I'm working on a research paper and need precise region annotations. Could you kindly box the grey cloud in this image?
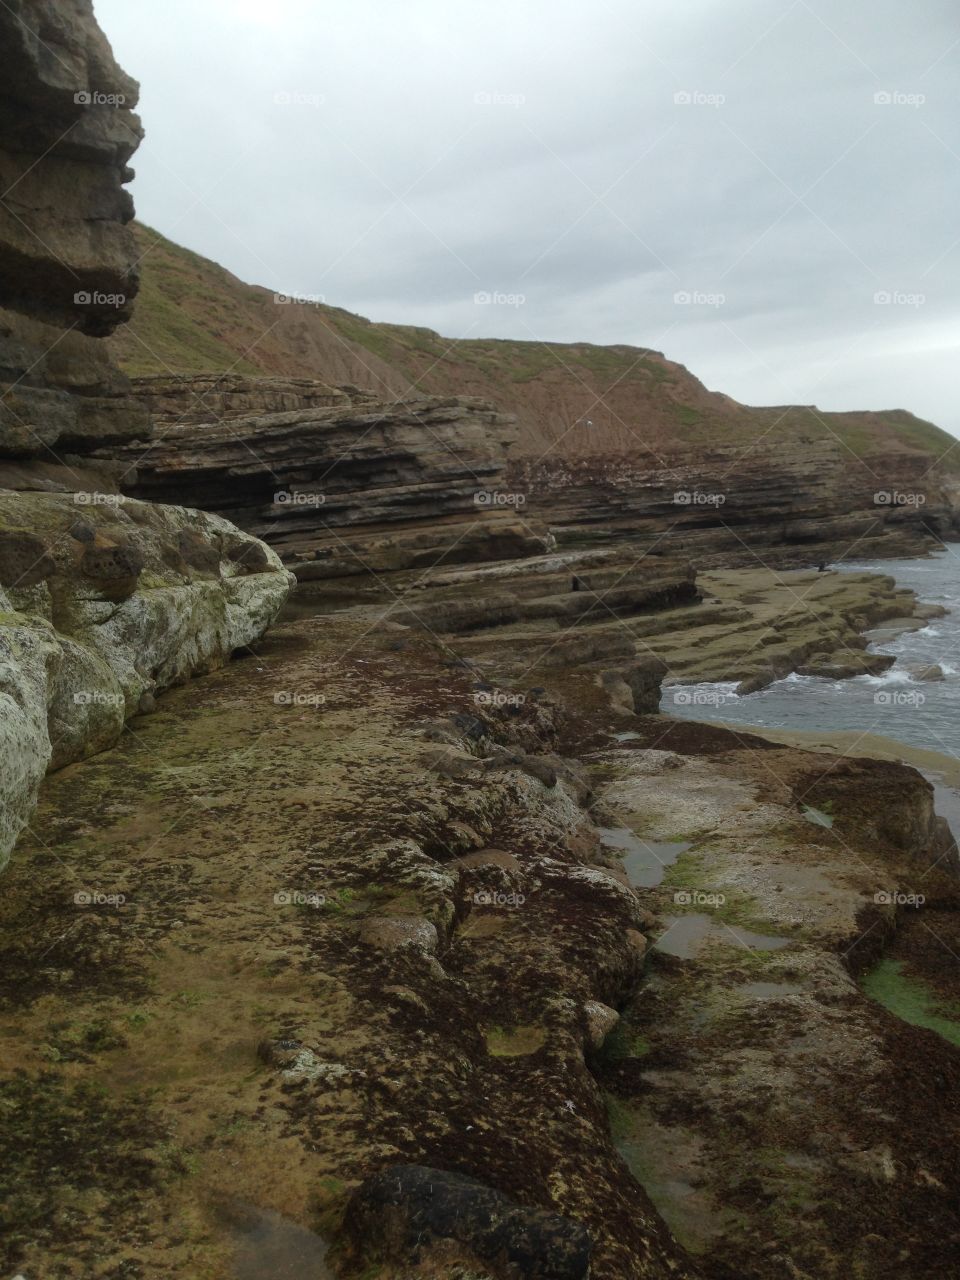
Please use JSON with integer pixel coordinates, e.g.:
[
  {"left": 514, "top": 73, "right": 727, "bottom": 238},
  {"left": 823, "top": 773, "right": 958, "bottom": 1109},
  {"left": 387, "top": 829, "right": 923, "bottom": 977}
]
[{"left": 96, "top": 0, "right": 960, "bottom": 433}]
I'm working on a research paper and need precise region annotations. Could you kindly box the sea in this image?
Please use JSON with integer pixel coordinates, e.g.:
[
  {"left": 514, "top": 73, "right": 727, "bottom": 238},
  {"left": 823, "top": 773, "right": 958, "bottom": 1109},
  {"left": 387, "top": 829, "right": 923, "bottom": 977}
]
[{"left": 666, "top": 546, "right": 960, "bottom": 834}]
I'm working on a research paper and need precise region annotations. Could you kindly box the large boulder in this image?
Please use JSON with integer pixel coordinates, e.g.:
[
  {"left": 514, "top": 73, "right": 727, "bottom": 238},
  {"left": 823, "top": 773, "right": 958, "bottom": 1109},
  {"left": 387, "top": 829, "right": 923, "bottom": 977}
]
[{"left": 0, "top": 489, "right": 294, "bottom": 868}]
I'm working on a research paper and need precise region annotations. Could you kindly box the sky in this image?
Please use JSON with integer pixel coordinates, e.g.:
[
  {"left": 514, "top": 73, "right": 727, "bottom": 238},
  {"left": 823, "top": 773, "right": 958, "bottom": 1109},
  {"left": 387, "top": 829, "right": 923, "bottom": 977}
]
[{"left": 95, "top": 0, "right": 960, "bottom": 435}]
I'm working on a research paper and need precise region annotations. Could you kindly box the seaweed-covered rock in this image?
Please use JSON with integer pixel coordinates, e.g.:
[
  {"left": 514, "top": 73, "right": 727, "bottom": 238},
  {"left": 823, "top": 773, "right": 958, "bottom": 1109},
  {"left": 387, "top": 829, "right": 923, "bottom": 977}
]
[{"left": 345, "top": 1164, "right": 592, "bottom": 1279}]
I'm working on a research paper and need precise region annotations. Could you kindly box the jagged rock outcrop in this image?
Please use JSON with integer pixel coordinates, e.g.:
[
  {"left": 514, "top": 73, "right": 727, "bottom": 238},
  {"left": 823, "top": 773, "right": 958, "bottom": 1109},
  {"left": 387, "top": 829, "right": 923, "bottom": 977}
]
[
  {"left": 0, "top": 0, "right": 149, "bottom": 462},
  {"left": 0, "top": 489, "right": 293, "bottom": 867},
  {"left": 99, "top": 379, "right": 551, "bottom": 575}
]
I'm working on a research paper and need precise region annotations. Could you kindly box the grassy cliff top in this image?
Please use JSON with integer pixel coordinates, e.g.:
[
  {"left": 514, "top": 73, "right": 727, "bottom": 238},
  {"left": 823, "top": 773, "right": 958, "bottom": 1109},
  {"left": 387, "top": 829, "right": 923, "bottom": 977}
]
[{"left": 109, "top": 223, "right": 960, "bottom": 470}]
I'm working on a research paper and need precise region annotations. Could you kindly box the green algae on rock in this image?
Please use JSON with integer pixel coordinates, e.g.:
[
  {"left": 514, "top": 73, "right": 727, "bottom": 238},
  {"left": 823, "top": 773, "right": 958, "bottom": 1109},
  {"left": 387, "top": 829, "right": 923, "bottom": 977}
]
[{"left": 0, "top": 490, "right": 293, "bottom": 868}]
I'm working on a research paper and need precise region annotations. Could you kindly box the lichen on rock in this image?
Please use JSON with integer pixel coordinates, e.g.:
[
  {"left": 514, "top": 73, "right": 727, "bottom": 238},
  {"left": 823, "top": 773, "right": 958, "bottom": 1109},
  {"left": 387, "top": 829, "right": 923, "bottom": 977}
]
[{"left": 0, "top": 490, "right": 292, "bottom": 867}]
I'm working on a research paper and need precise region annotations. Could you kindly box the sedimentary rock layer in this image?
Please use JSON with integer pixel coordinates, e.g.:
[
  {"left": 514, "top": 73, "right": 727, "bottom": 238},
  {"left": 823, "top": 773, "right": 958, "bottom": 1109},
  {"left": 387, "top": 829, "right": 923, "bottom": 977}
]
[
  {"left": 106, "top": 374, "right": 959, "bottom": 586},
  {"left": 308, "top": 547, "right": 931, "bottom": 701},
  {"left": 0, "top": 0, "right": 147, "bottom": 459},
  {"left": 102, "top": 383, "right": 550, "bottom": 575},
  {"left": 508, "top": 441, "right": 959, "bottom": 565}
]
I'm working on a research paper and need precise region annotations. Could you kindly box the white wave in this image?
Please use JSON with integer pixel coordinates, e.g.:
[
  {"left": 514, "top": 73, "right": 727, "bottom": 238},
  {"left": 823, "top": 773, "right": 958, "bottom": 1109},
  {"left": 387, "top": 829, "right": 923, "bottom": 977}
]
[{"left": 856, "top": 669, "right": 917, "bottom": 686}]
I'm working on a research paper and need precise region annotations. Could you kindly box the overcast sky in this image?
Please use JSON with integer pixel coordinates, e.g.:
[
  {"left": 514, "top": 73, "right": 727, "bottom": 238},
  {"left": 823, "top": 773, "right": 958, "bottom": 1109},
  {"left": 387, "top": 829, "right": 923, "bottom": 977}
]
[{"left": 96, "top": 0, "right": 960, "bottom": 435}]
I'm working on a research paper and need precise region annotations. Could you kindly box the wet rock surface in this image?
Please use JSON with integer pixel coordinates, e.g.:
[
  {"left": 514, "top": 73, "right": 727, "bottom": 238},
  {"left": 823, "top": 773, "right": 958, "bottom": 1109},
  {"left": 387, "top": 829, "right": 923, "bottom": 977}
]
[
  {"left": 592, "top": 716, "right": 960, "bottom": 1278},
  {"left": 345, "top": 1164, "right": 592, "bottom": 1278},
  {"left": 2, "top": 598, "right": 959, "bottom": 1279},
  {"left": 0, "top": 618, "right": 698, "bottom": 1279}
]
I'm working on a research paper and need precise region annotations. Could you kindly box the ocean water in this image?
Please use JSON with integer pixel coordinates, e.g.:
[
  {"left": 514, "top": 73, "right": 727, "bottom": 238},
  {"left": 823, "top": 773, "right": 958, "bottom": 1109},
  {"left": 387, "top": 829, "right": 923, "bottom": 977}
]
[{"left": 666, "top": 547, "right": 960, "bottom": 826}]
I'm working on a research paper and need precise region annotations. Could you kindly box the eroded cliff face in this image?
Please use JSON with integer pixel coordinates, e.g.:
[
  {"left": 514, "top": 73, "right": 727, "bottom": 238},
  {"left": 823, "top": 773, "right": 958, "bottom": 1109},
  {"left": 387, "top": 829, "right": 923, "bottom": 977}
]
[
  {"left": 101, "top": 375, "right": 552, "bottom": 577},
  {"left": 508, "top": 441, "right": 958, "bottom": 565},
  {"left": 0, "top": 0, "right": 149, "bottom": 463},
  {"left": 100, "top": 371, "right": 956, "bottom": 585},
  {"left": 0, "top": 2, "right": 294, "bottom": 866}
]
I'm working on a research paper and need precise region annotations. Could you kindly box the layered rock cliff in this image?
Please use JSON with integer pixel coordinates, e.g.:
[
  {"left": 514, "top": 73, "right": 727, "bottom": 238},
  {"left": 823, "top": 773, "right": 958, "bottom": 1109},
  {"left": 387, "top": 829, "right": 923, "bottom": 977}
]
[
  {"left": 508, "top": 440, "right": 958, "bottom": 565},
  {"left": 100, "top": 375, "right": 551, "bottom": 577},
  {"left": 0, "top": 0, "right": 150, "bottom": 462},
  {"left": 101, "top": 371, "right": 957, "bottom": 583},
  {"left": 107, "top": 223, "right": 960, "bottom": 474},
  {"left": 96, "top": 227, "right": 960, "bottom": 572}
]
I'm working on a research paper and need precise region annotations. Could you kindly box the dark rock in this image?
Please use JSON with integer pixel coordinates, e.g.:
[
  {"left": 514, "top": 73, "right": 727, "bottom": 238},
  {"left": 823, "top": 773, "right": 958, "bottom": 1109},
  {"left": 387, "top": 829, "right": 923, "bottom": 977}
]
[
  {"left": 225, "top": 538, "right": 270, "bottom": 574},
  {"left": 736, "top": 673, "right": 774, "bottom": 696},
  {"left": 80, "top": 543, "right": 145, "bottom": 597},
  {"left": 68, "top": 521, "right": 96, "bottom": 544},
  {"left": 176, "top": 529, "right": 221, "bottom": 576},
  {"left": 98, "top": 380, "right": 549, "bottom": 577},
  {"left": 0, "top": 0, "right": 148, "bottom": 464},
  {"left": 344, "top": 1164, "right": 592, "bottom": 1279},
  {"left": 0, "top": 529, "right": 55, "bottom": 588},
  {"left": 621, "top": 658, "right": 669, "bottom": 713},
  {"left": 450, "top": 712, "right": 488, "bottom": 742}
]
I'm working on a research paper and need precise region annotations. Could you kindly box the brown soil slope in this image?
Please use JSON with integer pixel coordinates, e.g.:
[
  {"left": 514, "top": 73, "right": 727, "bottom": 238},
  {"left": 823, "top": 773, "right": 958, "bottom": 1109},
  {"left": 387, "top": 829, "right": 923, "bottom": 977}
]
[{"left": 108, "top": 224, "right": 959, "bottom": 469}]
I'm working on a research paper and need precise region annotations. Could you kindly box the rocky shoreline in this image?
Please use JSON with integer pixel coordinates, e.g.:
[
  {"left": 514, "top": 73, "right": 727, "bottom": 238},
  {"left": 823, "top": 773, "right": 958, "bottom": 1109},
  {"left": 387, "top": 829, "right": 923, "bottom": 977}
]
[
  {"left": 2, "top": 586, "right": 959, "bottom": 1278},
  {"left": 3, "top": 3, "right": 960, "bottom": 1277}
]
